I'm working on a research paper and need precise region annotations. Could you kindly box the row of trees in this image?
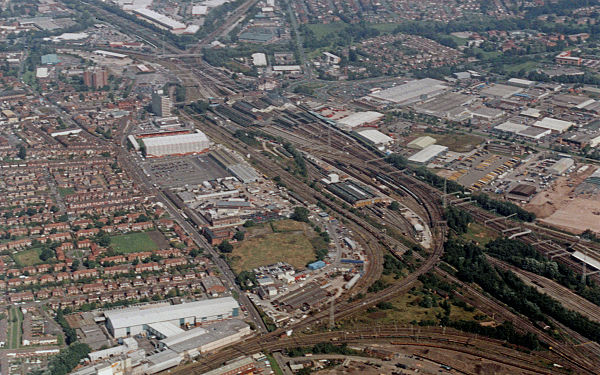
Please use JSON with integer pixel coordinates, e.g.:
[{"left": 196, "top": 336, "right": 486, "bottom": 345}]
[{"left": 444, "top": 238, "right": 600, "bottom": 344}]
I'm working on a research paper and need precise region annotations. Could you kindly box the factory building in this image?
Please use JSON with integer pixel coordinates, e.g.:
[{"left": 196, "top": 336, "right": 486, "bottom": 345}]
[
  {"left": 549, "top": 157, "right": 574, "bottom": 175},
  {"left": 132, "top": 8, "right": 186, "bottom": 31},
  {"left": 104, "top": 297, "right": 239, "bottom": 338},
  {"left": 142, "top": 131, "right": 210, "bottom": 158},
  {"left": 336, "top": 111, "right": 384, "bottom": 130},
  {"left": 533, "top": 117, "right": 574, "bottom": 134},
  {"left": 408, "top": 144, "right": 448, "bottom": 164},
  {"left": 367, "top": 78, "right": 448, "bottom": 105},
  {"left": 407, "top": 136, "right": 436, "bottom": 150},
  {"left": 356, "top": 129, "right": 393, "bottom": 146}
]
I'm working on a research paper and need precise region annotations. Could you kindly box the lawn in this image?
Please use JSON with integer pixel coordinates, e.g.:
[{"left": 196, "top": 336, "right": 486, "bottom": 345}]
[
  {"left": 414, "top": 132, "right": 485, "bottom": 153},
  {"left": 110, "top": 232, "right": 159, "bottom": 254},
  {"left": 7, "top": 307, "right": 22, "bottom": 349},
  {"left": 58, "top": 187, "right": 75, "bottom": 196},
  {"left": 307, "top": 22, "right": 346, "bottom": 38},
  {"left": 266, "top": 354, "right": 284, "bottom": 375},
  {"left": 230, "top": 220, "right": 317, "bottom": 273},
  {"left": 13, "top": 247, "right": 43, "bottom": 267},
  {"left": 504, "top": 60, "right": 540, "bottom": 73}
]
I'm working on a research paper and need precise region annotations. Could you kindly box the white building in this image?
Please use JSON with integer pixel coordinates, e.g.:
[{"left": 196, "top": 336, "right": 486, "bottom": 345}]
[
  {"left": 356, "top": 129, "right": 393, "bottom": 145},
  {"left": 336, "top": 111, "right": 383, "bottom": 130},
  {"left": 533, "top": 117, "right": 574, "bottom": 134},
  {"left": 251, "top": 53, "right": 267, "bottom": 66},
  {"left": 367, "top": 78, "right": 448, "bottom": 105},
  {"left": 142, "top": 131, "right": 210, "bottom": 158},
  {"left": 408, "top": 144, "right": 448, "bottom": 164},
  {"left": 104, "top": 298, "right": 239, "bottom": 338}
]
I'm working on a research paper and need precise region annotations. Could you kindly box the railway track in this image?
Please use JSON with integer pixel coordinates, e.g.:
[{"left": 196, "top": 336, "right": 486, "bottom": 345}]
[{"left": 171, "top": 326, "right": 573, "bottom": 374}]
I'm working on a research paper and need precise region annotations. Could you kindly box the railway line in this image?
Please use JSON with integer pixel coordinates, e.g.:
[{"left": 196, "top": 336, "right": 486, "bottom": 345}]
[{"left": 171, "top": 326, "right": 574, "bottom": 375}]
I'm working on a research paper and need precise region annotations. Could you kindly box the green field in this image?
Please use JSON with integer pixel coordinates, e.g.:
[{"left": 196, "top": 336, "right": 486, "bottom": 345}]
[
  {"left": 266, "top": 354, "right": 284, "bottom": 375},
  {"left": 58, "top": 187, "right": 75, "bottom": 196},
  {"left": 110, "top": 232, "right": 159, "bottom": 254},
  {"left": 13, "top": 247, "right": 43, "bottom": 267},
  {"left": 229, "top": 220, "right": 318, "bottom": 273},
  {"left": 461, "top": 222, "right": 498, "bottom": 246},
  {"left": 7, "top": 307, "right": 23, "bottom": 349},
  {"left": 414, "top": 132, "right": 485, "bottom": 153},
  {"left": 504, "top": 60, "right": 540, "bottom": 73},
  {"left": 307, "top": 22, "right": 346, "bottom": 38}
]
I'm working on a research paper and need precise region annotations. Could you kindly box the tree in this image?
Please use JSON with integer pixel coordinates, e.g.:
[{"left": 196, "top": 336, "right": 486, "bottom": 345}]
[
  {"left": 291, "top": 206, "right": 310, "bottom": 222},
  {"left": 233, "top": 231, "right": 245, "bottom": 241},
  {"left": 40, "top": 248, "right": 54, "bottom": 261},
  {"left": 17, "top": 144, "right": 26, "bottom": 160},
  {"left": 218, "top": 240, "right": 233, "bottom": 253},
  {"left": 389, "top": 201, "right": 400, "bottom": 211},
  {"left": 71, "top": 259, "right": 80, "bottom": 271}
]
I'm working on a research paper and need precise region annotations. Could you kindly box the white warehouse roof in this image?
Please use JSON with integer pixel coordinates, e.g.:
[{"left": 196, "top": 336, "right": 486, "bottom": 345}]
[
  {"left": 192, "top": 5, "right": 208, "bottom": 15},
  {"left": 533, "top": 117, "right": 574, "bottom": 133},
  {"left": 251, "top": 53, "right": 267, "bottom": 66},
  {"left": 133, "top": 8, "right": 186, "bottom": 30},
  {"left": 408, "top": 144, "right": 448, "bottom": 164},
  {"left": 337, "top": 111, "right": 383, "bottom": 129},
  {"left": 357, "top": 129, "right": 393, "bottom": 145},
  {"left": 143, "top": 132, "right": 209, "bottom": 148},
  {"left": 368, "top": 78, "right": 448, "bottom": 104},
  {"left": 105, "top": 297, "right": 239, "bottom": 329},
  {"left": 407, "top": 136, "right": 436, "bottom": 150},
  {"left": 494, "top": 121, "right": 529, "bottom": 134}
]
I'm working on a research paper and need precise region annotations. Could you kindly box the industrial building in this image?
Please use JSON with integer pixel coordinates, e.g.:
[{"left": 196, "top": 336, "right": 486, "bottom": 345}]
[
  {"left": 549, "top": 157, "right": 574, "bottom": 175},
  {"left": 356, "top": 129, "right": 393, "bottom": 145},
  {"left": 493, "top": 121, "right": 551, "bottom": 140},
  {"left": 407, "top": 136, "right": 436, "bottom": 150},
  {"left": 132, "top": 8, "right": 186, "bottom": 31},
  {"left": 337, "top": 111, "right": 383, "bottom": 130},
  {"left": 413, "top": 92, "right": 474, "bottom": 120},
  {"left": 104, "top": 297, "right": 239, "bottom": 338},
  {"left": 408, "top": 144, "right": 448, "bottom": 164},
  {"left": 325, "top": 179, "right": 388, "bottom": 207},
  {"left": 251, "top": 52, "right": 267, "bottom": 66},
  {"left": 533, "top": 117, "right": 574, "bottom": 134},
  {"left": 480, "top": 84, "right": 522, "bottom": 99},
  {"left": 507, "top": 78, "right": 535, "bottom": 88},
  {"left": 142, "top": 131, "right": 210, "bottom": 158},
  {"left": 367, "top": 78, "right": 448, "bottom": 105}
]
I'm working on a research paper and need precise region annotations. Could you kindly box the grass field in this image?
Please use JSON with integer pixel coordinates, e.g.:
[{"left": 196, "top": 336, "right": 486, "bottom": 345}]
[
  {"left": 13, "top": 247, "right": 43, "bottom": 267},
  {"left": 339, "top": 283, "right": 485, "bottom": 328},
  {"left": 504, "top": 60, "right": 539, "bottom": 73},
  {"left": 266, "top": 354, "right": 284, "bottom": 375},
  {"left": 110, "top": 232, "right": 159, "bottom": 254},
  {"left": 307, "top": 22, "right": 346, "bottom": 38},
  {"left": 415, "top": 132, "right": 485, "bottom": 153},
  {"left": 7, "top": 307, "right": 22, "bottom": 349},
  {"left": 230, "top": 220, "right": 317, "bottom": 273},
  {"left": 462, "top": 222, "right": 498, "bottom": 246},
  {"left": 58, "top": 187, "right": 75, "bottom": 196}
]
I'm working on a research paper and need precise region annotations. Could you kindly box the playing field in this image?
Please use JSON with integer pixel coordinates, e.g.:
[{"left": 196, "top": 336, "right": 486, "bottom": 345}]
[{"left": 110, "top": 232, "right": 160, "bottom": 254}]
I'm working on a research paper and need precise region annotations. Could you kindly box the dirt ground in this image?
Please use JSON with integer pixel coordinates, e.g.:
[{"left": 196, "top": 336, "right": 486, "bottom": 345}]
[{"left": 525, "top": 166, "right": 600, "bottom": 234}]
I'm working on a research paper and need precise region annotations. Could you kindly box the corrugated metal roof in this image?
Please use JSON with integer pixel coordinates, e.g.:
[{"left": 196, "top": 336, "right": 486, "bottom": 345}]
[
  {"left": 105, "top": 297, "right": 238, "bottom": 329},
  {"left": 143, "top": 132, "right": 209, "bottom": 147}
]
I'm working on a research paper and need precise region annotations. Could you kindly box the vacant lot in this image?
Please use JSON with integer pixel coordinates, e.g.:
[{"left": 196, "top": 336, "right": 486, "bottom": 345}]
[
  {"left": 414, "top": 132, "right": 484, "bottom": 153},
  {"left": 110, "top": 232, "right": 160, "bottom": 254},
  {"left": 13, "top": 248, "right": 43, "bottom": 267},
  {"left": 230, "top": 220, "right": 317, "bottom": 273}
]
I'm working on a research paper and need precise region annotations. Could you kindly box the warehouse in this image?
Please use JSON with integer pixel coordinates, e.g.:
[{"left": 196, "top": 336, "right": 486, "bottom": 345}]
[
  {"left": 407, "top": 136, "right": 436, "bottom": 150},
  {"left": 480, "top": 84, "right": 522, "bottom": 99},
  {"left": 336, "top": 111, "right": 383, "bottom": 130},
  {"left": 367, "top": 78, "right": 448, "bottom": 105},
  {"left": 132, "top": 8, "right": 186, "bottom": 31},
  {"left": 533, "top": 117, "right": 574, "bottom": 134},
  {"left": 408, "top": 144, "right": 448, "bottom": 164},
  {"left": 549, "top": 157, "right": 574, "bottom": 175},
  {"left": 507, "top": 78, "right": 535, "bottom": 88},
  {"left": 518, "top": 126, "right": 551, "bottom": 140},
  {"left": 508, "top": 184, "right": 536, "bottom": 200},
  {"left": 104, "top": 297, "right": 240, "bottom": 338},
  {"left": 356, "top": 129, "right": 393, "bottom": 145},
  {"left": 251, "top": 53, "right": 267, "bottom": 66},
  {"left": 159, "top": 320, "right": 251, "bottom": 358},
  {"left": 142, "top": 131, "right": 210, "bottom": 157},
  {"left": 494, "top": 121, "right": 529, "bottom": 135}
]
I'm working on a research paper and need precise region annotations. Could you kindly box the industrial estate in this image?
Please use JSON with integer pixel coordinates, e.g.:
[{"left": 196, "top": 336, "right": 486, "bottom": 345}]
[{"left": 2, "top": 0, "right": 600, "bottom": 375}]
